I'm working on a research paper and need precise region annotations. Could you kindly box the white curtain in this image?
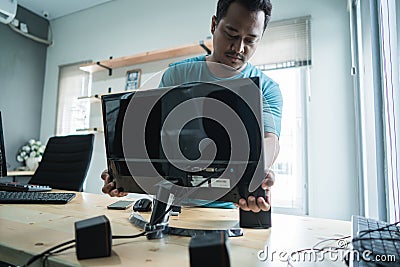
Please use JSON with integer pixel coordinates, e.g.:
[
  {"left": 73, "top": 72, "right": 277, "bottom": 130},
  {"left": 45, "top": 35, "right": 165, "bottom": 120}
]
[
  {"left": 351, "top": 0, "right": 400, "bottom": 222},
  {"left": 379, "top": 0, "right": 400, "bottom": 222}
]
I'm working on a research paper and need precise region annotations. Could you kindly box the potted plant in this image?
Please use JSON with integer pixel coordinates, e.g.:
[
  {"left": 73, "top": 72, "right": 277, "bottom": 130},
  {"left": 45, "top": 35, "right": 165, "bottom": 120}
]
[{"left": 16, "top": 139, "right": 45, "bottom": 171}]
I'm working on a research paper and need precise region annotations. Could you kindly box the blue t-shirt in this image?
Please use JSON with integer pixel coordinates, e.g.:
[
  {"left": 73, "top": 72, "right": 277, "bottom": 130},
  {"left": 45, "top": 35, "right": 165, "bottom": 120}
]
[
  {"left": 160, "top": 55, "right": 283, "bottom": 138},
  {"left": 159, "top": 55, "right": 283, "bottom": 209}
]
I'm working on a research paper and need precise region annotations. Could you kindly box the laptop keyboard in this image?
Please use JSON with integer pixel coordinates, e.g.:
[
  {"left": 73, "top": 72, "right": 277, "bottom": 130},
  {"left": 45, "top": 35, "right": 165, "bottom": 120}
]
[
  {"left": 352, "top": 215, "right": 400, "bottom": 266},
  {"left": 0, "top": 191, "right": 76, "bottom": 204}
]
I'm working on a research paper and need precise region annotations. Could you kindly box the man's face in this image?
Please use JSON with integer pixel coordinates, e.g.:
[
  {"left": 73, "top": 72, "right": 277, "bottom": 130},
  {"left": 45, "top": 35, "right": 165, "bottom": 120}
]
[{"left": 210, "top": 2, "right": 265, "bottom": 71}]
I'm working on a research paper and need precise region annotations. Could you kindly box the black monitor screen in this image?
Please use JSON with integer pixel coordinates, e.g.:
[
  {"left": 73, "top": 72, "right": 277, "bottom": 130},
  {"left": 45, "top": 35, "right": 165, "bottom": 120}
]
[
  {"left": 0, "top": 112, "right": 7, "bottom": 177},
  {"left": 101, "top": 78, "right": 265, "bottom": 205}
]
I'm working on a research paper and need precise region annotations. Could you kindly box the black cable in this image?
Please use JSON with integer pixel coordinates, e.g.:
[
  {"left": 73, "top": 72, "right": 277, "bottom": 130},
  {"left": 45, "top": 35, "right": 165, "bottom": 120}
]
[
  {"left": 312, "top": 235, "right": 351, "bottom": 250},
  {"left": 353, "top": 237, "right": 400, "bottom": 242},
  {"left": 47, "top": 243, "right": 76, "bottom": 256},
  {"left": 352, "top": 220, "right": 400, "bottom": 251},
  {"left": 42, "top": 244, "right": 76, "bottom": 267},
  {"left": 284, "top": 236, "right": 351, "bottom": 267},
  {"left": 24, "top": 229, "right": 148, "bottom": 266},
  {"left": 112, "top": 231, "right": 147, "bottom": 239},
  {"left": 24, "top": 171, "right": 227, "bottom": 264},
  {"left": 350, "top": 221, "right": 400, "bottom": 265},
  {"left": 287, "top": 246, "right": 350, "bottom": 267},
  {"left": 356, "top": 221, "right": 399, "bottom": 238},
  {"left": 23, "top": 239, "right": 75, "bottom": 267}
]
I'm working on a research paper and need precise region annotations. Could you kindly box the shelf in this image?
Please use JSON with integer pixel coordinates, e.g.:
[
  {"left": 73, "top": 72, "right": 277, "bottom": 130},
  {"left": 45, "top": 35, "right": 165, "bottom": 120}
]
[
  {"left": 79, "top": 39, "right": 213, "bottom": 73},
  {"left": 7, "top": 170, "right": 35, "bottom": 176},
  {"left": 77, "top": 94, "right": 102, "bottom": 103},
  {"left": 77, "top": 94, "right": 101, "bottom": 100},
  {"left": 76, "top": 127, "right": 104, "bottom": 133}
]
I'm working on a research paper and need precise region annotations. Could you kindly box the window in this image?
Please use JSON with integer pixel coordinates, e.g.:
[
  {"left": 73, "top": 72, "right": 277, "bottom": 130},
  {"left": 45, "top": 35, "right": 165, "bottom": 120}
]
[
  {"left": 263, "top": 67, "right": 309, "bottom": 214},
  {"left": 251, "top": 16, "right": 311, "bottom": 214},
  {"left": 56, "top": 62, "right": 91, "bottom": 136}
]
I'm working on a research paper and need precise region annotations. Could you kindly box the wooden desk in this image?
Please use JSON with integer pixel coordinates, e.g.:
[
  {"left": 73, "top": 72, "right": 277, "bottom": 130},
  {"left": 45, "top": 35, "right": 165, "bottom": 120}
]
[{"left": 0, "top": 192, "right": 350, "bottom": 266}]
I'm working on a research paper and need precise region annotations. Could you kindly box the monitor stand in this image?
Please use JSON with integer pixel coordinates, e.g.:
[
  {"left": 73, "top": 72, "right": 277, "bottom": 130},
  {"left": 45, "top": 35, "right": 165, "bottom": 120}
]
[
  {"left": 129, "top": 183, "right": 243, "bottom": 239},
  {"left": 129, "top": 210, "right": 243, "bottom": 239},
  {"left": 129, "top": 183, "right": 271, "bottom": 239}
]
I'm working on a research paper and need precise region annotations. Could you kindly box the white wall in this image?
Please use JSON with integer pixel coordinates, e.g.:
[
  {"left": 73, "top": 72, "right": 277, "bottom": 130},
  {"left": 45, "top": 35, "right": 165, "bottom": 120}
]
[
  {"left": 40, "top": 0, "right": 216, "bottom": 195},
  {"left": 40, "top": 0, "right": 358, "bottom": 220},
  {"left": 271, "top": 0, "right": 357, "bottom": 220},
  {"left": 0, "top": 7, "right": 48, "bottom": 170}
]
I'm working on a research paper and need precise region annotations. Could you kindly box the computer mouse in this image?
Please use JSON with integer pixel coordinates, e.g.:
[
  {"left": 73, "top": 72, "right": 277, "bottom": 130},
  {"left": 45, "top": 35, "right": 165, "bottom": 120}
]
[{"left": 133, "top": 198, "right": 152, "bottom": 212}]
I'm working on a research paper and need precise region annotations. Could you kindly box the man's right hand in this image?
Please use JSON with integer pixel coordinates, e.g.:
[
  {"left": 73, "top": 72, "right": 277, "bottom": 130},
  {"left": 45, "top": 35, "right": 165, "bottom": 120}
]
[{"left": 101, "top": 169, "right": 128, "bottom": 197}]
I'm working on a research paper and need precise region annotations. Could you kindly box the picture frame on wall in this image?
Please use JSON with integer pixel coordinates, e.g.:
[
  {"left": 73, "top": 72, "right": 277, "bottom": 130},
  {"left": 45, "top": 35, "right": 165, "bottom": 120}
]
[{"left": 125, "top": 69, "right": 141, "bottom": 90}]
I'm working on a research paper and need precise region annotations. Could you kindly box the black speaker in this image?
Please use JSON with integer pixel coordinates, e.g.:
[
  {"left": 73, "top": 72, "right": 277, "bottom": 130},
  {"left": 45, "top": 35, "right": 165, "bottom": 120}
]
[
  {"left": 189, "top": 231, "right": 230, "bottom": 267},
  {"left": 75, "top": 215, "right": 112, "bottom": 260},
  {"left": 239, "top": 209, "right": 271, "bottom": 229}
]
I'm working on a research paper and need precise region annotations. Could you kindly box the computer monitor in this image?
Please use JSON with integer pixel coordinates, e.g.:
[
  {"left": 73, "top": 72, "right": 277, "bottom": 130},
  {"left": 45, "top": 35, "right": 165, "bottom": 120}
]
[
  {"left": 0, "top": 112, "right": 7, "bottom": 177},
  {"left": 101, "top": 77, "right": 270, "bottom": 237}
]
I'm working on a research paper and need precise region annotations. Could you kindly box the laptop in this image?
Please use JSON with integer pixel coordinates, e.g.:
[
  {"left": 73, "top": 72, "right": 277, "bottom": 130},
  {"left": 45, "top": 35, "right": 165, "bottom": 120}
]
[{"left": 350, "top": 215, "right": 399, "bottom": 266}]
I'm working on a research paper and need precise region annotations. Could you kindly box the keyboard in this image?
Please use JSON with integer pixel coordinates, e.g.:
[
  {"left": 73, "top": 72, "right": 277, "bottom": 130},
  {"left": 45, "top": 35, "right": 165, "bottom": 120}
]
[
  {"left": 351, "top": 215, "right": 400, "bottom": 267},
  {"left": 0, "top": 191, "right": 76, "bottom": 204},
  {"left": 0, "top": 182, "right": 52, "bottom": 192}
]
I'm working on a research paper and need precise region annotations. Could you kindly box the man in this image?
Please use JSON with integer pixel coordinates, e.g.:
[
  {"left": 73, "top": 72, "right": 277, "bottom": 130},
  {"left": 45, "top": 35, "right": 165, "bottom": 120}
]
[{"left": 102, "top": 0, "right": 282, "bottom": 213}]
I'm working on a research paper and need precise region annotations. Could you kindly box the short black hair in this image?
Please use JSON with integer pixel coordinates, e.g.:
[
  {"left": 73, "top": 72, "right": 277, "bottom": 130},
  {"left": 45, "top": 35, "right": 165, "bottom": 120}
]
[{"left": 215, "top": 0, "right": 272, "bottom": 31}]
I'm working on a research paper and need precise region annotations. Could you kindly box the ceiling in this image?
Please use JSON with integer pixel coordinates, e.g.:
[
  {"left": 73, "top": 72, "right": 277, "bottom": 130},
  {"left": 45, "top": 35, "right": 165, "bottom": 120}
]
[{"left": 17, "top": 0, "right": 114, "bottom": 20}]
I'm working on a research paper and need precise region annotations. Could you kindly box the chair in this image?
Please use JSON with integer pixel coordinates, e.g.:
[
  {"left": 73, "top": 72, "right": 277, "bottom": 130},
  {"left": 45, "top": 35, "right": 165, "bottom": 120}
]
[{"left": 29, "top": 134, "right": 94, "bottom": 192}]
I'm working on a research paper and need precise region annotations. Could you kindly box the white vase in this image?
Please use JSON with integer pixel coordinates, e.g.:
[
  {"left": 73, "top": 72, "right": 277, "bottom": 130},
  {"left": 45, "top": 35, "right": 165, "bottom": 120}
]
[{"left": 26, "top": 156, "right": 40, "bottom": 171}]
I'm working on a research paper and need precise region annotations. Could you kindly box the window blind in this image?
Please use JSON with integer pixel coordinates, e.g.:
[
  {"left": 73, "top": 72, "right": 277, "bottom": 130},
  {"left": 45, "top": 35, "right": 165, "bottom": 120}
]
[{"left": 251, "top": 16, "right": 312, "bottom": 70}]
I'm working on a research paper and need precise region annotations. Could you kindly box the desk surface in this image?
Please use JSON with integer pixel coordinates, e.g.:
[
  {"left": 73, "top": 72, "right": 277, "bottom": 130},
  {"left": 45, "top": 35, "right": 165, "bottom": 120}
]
[{"left": 0, "top": 192, "right": 350, "bottom": 267}]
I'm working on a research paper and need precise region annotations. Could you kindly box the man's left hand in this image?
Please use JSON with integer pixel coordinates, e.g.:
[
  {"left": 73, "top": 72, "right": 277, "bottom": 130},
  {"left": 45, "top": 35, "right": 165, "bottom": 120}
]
[{"left": 237, "top": 170, "right": 275, "bottom": 212}]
